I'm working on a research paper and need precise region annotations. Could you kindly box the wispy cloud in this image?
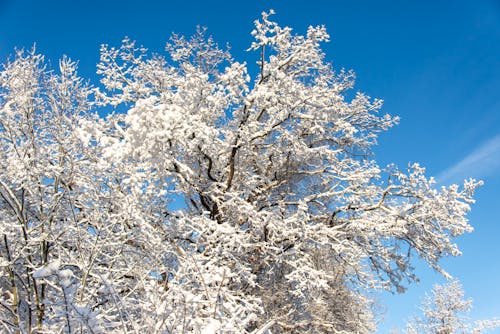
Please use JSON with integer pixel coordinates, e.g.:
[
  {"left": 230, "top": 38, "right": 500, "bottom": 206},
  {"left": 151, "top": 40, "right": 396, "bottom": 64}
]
[{"left": 437, "top": 134, "right": 500, "bottom": 184}]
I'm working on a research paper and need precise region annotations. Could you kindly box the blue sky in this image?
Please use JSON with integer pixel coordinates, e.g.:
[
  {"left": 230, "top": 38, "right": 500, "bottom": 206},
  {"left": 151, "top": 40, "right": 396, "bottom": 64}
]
[{"left": 1, "top": 0, "right": 499, "bottom": 331}]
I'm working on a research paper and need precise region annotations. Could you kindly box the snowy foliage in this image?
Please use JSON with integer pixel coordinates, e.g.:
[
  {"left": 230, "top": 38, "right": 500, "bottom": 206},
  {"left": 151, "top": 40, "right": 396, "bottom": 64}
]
[
  {"left": 404, "top": 280, "right": 500, "bottom": 334},
  {"left": 0, "top": 11, "right": 483, "bottom": 333}
]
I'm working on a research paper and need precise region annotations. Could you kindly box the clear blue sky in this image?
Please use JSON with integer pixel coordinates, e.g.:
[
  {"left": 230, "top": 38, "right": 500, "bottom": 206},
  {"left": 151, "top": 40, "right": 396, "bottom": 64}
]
[{"left": 1, "top": 0, "right": 499, "bottom": 331}]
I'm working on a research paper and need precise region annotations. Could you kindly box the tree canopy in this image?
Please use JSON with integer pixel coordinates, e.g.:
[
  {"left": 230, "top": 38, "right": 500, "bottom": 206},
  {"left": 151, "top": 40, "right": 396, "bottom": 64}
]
[
  {"left": 405, "top": 280, "right": 500, "bottom": 334},
  {"left": 0, "top": 11, "right": 481, "bottom": 333}
]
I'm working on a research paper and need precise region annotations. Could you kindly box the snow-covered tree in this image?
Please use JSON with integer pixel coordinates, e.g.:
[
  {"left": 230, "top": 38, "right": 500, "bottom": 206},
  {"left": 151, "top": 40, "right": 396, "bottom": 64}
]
[
  {"left": 405, "top": 280, "right": 500, "bottom": 334},
  {"left": 0, "top": 49, "right": 102, "bottom": 333},
  {"left": 0, "top": 11, "right": 482, "bottom": 333}
]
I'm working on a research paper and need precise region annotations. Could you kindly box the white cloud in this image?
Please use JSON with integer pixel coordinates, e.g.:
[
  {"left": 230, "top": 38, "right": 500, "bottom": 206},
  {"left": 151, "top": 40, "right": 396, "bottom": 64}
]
[{"left": 437, "top": 134, "right": 500, "bottom": 184}]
